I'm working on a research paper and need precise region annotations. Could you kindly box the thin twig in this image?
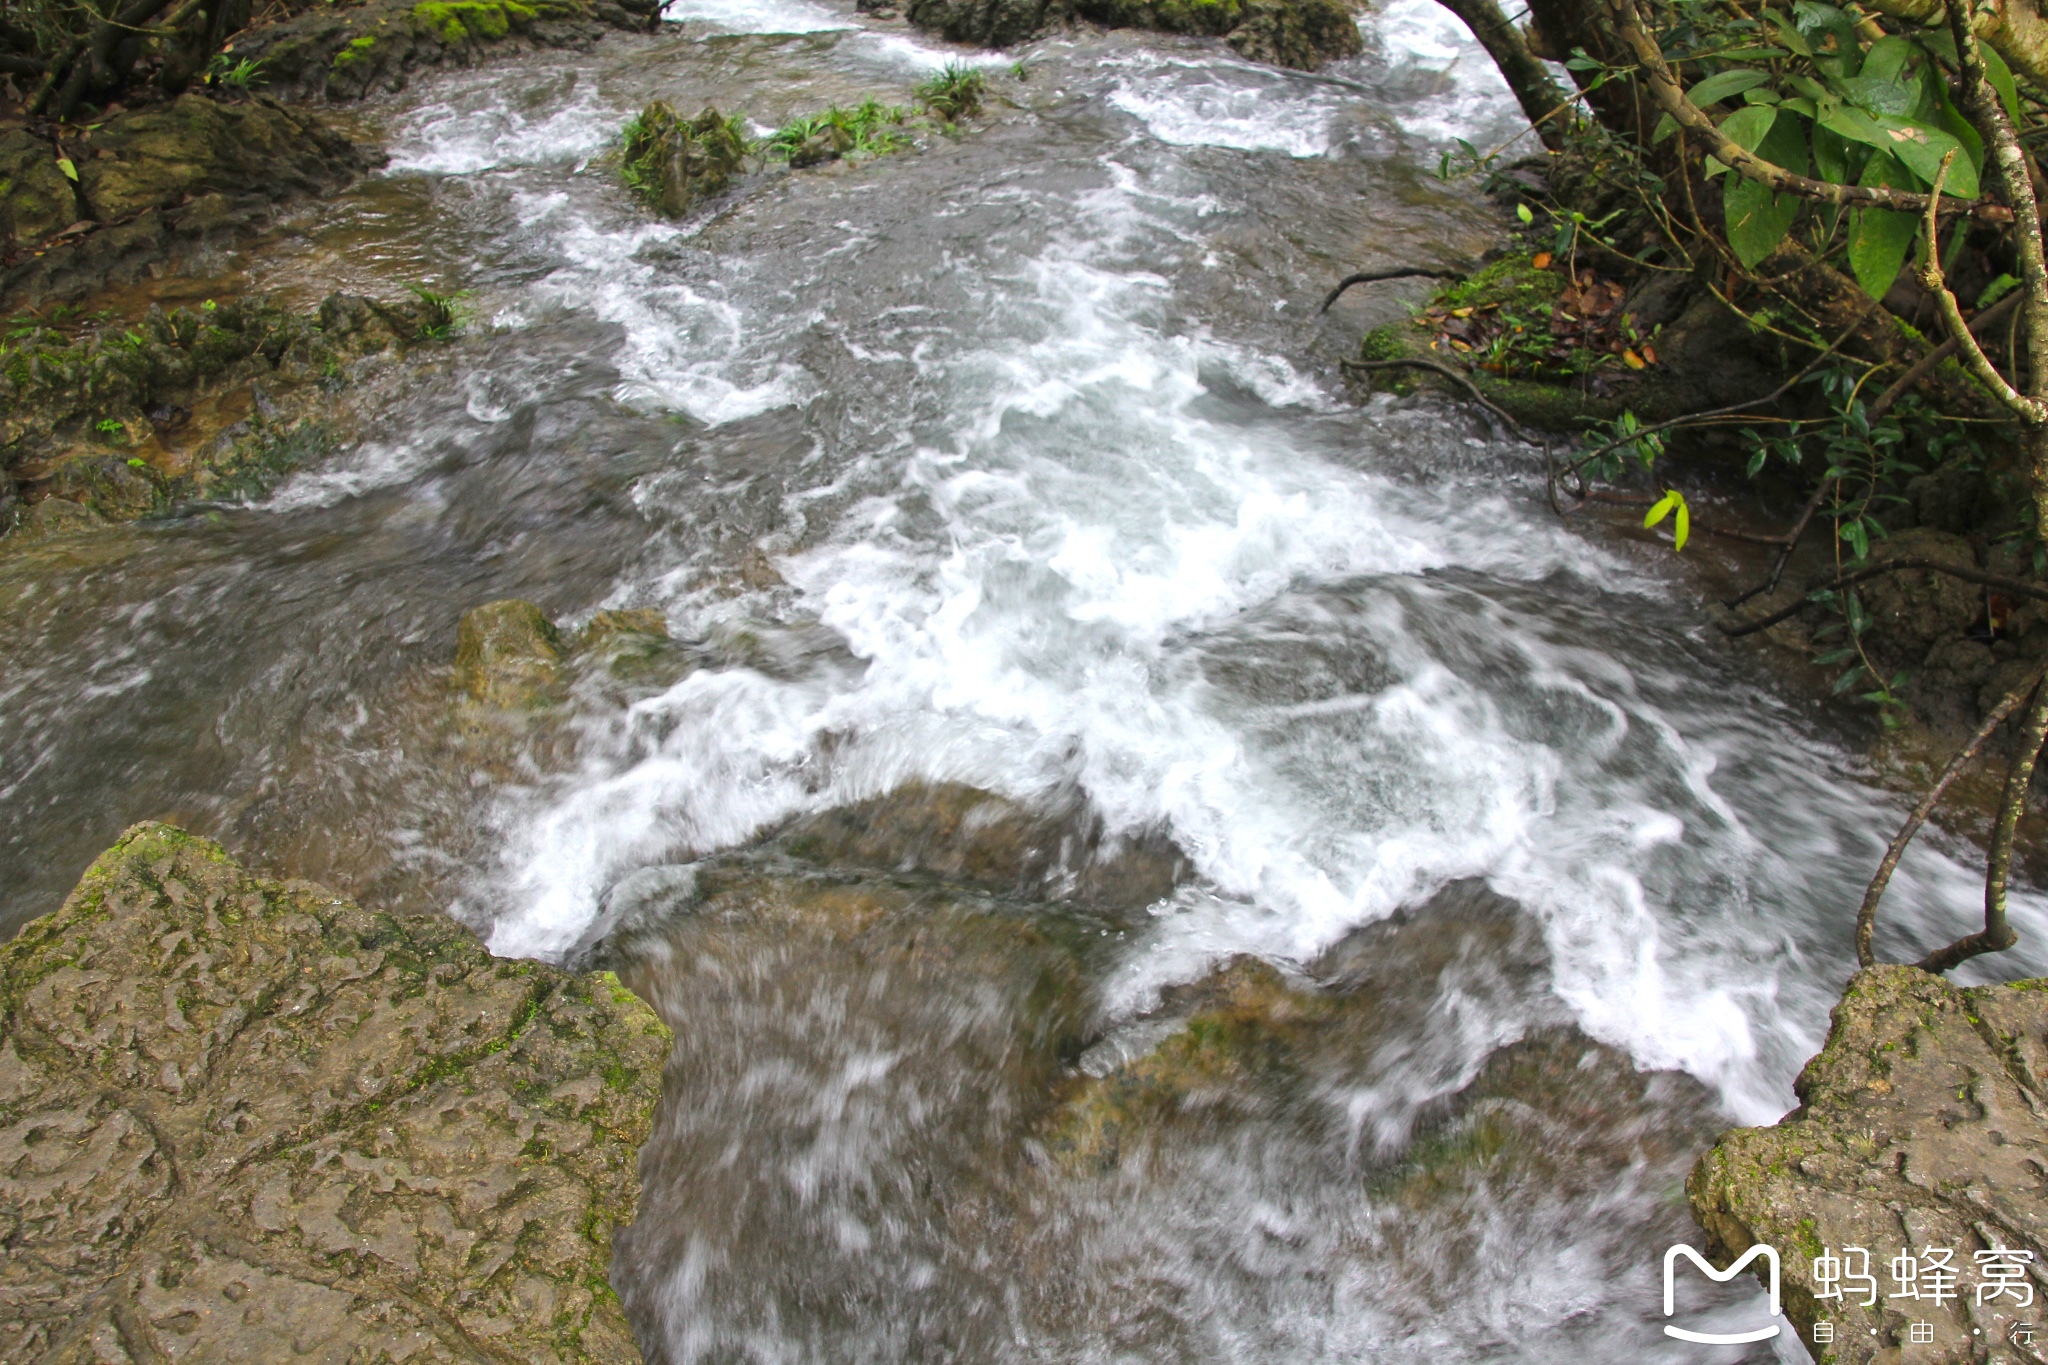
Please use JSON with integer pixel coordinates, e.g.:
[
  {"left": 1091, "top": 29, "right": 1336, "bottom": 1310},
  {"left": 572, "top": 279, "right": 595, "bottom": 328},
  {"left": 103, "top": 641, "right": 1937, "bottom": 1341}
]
[
  {"left": 1563, "top": 304, "right": 1879, "bottom": 479},
  {"left": 1724, "top": 479, "right": 1832, "bottom": 609},
  {"left": 1856, "top": 664, "right": 2047, "bottom": 967},
  {"left": 1869, "top": 288, "right": 2024, "bottom": 419},
  {"left": 1917, "top": 149, "right": 2046, "bottom": 422},
  {"left": 1721, "top": 557, "right": 2048, "bottom": 637},
  {"left": 1339, "top": 357, "right": 1538, "bottom": 440},
  {"left": 1914, "top": 678, "right": 2048, "bottom": 972},
  {"left": 1318, "top": 267, "right": 1467, "bottom": 316}
]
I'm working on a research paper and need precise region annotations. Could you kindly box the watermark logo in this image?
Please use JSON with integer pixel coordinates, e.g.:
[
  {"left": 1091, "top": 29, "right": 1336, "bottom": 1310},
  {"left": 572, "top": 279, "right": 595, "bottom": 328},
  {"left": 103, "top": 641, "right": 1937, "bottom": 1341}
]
[{"left": 1662, "top": 1244, "right": 1783, "bottom": 1345}]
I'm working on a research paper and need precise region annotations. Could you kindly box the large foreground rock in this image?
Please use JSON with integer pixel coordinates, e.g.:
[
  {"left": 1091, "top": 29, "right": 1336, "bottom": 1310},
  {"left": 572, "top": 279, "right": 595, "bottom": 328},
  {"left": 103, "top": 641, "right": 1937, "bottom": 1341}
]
[
  {"left": 0, "top": 822, "right": 670, "bottom": 1365},
  {"left": 1688, "top": 965, "right": 2048, "bottom": 1363}
]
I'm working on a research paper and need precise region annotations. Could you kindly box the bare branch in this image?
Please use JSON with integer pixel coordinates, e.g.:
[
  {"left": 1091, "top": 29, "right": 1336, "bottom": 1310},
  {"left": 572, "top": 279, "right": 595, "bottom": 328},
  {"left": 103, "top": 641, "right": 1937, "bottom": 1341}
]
[
  {"left": 1317, "top": 267, "right": 1466, "bottom": 316},
  {"left": 1858, "top": 664, "right": 2047, "bottom": 967},
  {"left": 1917, "top": 149, "right": 2048, "bottom": 420},
  {"left": 1914, "top": 676, "right": 2048, "bottom": 972},
  {"left": 1868, "top": 287, "right": 2024, "bottom": 418},
  {"left": 1339, "top": 356, "right": 1542, "bottom": 440},
  {"left": 1720, "top": 557, "right": 2048, "bottom": 636}
]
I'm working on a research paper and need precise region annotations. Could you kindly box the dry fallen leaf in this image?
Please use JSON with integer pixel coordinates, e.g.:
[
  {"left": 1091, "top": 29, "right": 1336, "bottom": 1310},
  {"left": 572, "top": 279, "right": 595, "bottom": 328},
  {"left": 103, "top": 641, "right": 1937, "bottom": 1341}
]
[
  {"left": 1622, "top": 349, "right": 1646, "bottom": 370},
  {"left": 1532, "top": 252, "right": 1553, "bottom": 269}
]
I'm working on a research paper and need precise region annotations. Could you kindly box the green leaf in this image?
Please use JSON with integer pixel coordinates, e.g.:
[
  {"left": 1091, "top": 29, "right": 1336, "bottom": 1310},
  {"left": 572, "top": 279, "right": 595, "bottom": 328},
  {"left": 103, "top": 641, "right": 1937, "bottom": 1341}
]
[
  {"left": 1832, "top": 663, "right": 1868, "bottom": 693},
  {"left": 1724, "top": 113, "right": 1810, "bottom": 267},
  {"left": 1847, "top": 151, "right": 1917, "bottom": 300},
  {"left": 55, "top": 157, "right": 77, "bottom": 182},
  {"left": 1819, "top": 107, "right": 1977, "bottom": 196},
  {"left": 1651, "top": 112, "right": 1680, "bottom": 143},
  {"left": 1673, "top": 497, "right": 1691, "bottom": 551},
  {"left": 1719, "top": 105, "right": 1778, "bottom": 152},
  {"left": 1516, "top": 202, "right": 1533, "bottom": 223},
  {"left": 1978, "top": 273, "right": 2020, "bottom": 308},
  {"left": 1643, "top": 491, "right": 1679, "bottom": 529},
  {"left": 1981, "top": 43, "right": 2022, "bottom": 122},
  {"left": 1811, "top": 121, "right": 1852, "bottom": 183},
  {"left": 1764, "top": 11, "right": 1813, "bottom": 57},
  {"left": 1688, "top": 69, "right": 1772, "bottom": 106},
  {"left": 1848, "top": 205, "right": 1915, "bottom": 300}
]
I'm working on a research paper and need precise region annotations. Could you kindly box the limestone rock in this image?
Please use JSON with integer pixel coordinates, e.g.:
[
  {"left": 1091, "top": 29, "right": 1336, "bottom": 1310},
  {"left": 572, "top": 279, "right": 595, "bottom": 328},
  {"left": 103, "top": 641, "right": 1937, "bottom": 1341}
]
[
  {"left": 1687, "top": 965, "right": 2048, "bottom": 1363},
  {"left": 777, "top": 780, "right": 1188, "bottom": 911},
  {"left": 621, "top": 103, "right": 748, "bottom": 218},
  {"left": 0, "top": 128, "right": 81, "bottom": 251},
  {"left": 455, "top": 598, "right": 565, "bottom": 707},
  {"left": 0, "top": 822, "right": 670, "bottom": 1365},
  {"left": 1858, "top": 528, "right": 1984, "bottom": 658},
  {"left": 1223, "top": 0, "right": 1362, "bottom": 68}
]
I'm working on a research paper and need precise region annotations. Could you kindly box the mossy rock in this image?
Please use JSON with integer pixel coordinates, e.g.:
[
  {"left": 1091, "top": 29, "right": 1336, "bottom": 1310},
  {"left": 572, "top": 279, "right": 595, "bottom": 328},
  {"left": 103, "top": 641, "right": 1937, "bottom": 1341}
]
[
  {"left": 0, "top": 822, "right": 669, "bottom": 1365},
  {"left": 0, "top": 128, "right": 81, "bottom": 250},
  {"left": 1688, "top": 965, "right": 2048, "bottom": 1359},
  {"left": 455, "top": 598, "right": 566, "bottom": 707},
  {"left": 621, "top": 102, "right": 748, "bottom": 218},
  {"left": 412, "top": 0, "right": 539, "bottom": 41},
  {"left": 1223, "top": 0, "right": 1362, "bottom": 69}
]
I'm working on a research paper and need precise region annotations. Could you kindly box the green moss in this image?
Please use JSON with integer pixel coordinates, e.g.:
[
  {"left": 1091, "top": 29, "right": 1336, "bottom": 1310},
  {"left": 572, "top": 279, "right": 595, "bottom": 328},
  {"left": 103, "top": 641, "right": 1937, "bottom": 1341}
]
[
  {"left": 330, "top": 35, "right": 378, "bottom": 71},
  {"left": 411, "top": 0, "right": 537, "bottom": 42}
]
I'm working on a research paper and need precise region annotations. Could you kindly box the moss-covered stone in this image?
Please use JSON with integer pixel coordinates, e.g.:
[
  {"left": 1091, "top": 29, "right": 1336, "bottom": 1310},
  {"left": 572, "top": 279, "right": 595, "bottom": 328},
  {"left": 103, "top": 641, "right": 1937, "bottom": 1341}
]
[
  {"left": 903, "top": 0, "right": 1357, "bottom": 66},
  {"left": 1687, "top": 965, "right": 2048, "bottom": 1362},
  {"left": 620, "top": 102, "right": 749, "bottom": 218},
  {"left": 0, "top": 128, "right": 81, "bottom": 252},
  {"left": 1, "top": 292, "right": 421, "bottom": 534},
  {"left": 1223, "top": 0, "right": 1362, "bottom": 67},
  {"left": 455, "top": 599, "right": 567, "bottom": 707},
  {"left": 0, "top": 822, "right": 670, "bottom": 1365}
]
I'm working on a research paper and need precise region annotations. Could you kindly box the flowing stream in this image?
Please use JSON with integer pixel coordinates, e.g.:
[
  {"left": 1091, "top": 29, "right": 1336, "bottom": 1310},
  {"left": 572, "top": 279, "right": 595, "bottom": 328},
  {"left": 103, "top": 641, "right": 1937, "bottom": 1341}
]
[{"left": 4, "top": 3, "right": 2047, "bottom": 1360}]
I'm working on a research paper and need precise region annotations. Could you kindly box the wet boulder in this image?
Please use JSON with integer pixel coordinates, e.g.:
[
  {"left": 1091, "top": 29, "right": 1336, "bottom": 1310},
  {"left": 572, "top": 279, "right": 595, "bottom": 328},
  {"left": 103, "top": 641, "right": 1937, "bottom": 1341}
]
[
  {"left": 776, "top": 779, "right": 1188, "bottom": 910},
  {"left": 1687, "top": 966, "right": 2048, "bottom": 1362},
  {"left": 455, "top": 598, "right": 565, "bottom": 706},
  {"left": 75, "top": 94, "right": 370, "bottom": 225},
  {"left": 0, "top": 128, "right": 81, "bottom": 252},
  {"left": 902, "top": 0, "right": 1069, "bottom": 46},
  {"left": 1856, "top": 527, "right": 1983, "bottom": 659},
  {"left": 621, "top": 102, "right": 748, "bottom": 218},
  {"left": 0, "top": 822, "right": 670, "bottom": 1365},
  {"left": 1223, "top": 0, "right": 1363, "bottom": 68}
]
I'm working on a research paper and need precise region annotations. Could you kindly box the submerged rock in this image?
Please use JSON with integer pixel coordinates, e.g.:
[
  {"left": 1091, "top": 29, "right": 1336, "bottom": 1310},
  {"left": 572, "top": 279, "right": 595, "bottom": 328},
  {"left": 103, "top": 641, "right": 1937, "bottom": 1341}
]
[
  {"left": 1223, "top": 0, "right": 1362, "bottom": 67},
  {"left": 0, "top": 822, "right": 670, "bottom": 1365},
  {"left": 621, "top": 103, "right": 749, "bottom": 218},
  {"left": 456, "top": 598, "right": 566, "bottom": 707},
  {"left": 1687, "top": 965, "right": 2048, "bottom": 1362}
]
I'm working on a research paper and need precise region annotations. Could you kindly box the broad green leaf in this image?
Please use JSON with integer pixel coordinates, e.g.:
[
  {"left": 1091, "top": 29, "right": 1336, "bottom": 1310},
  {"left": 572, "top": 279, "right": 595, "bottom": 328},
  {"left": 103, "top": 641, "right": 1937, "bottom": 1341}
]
[
  {"left": 1811, "top": 121, "right": 1853, "bottom": 183},
  {"left": 1724, "top": 113, "right": 1809, "bottom": 267},
  {"left": 55, "top": 157, "right": 76, "bottom": 182},
  {"left": 1703, "top": 155, "right": 1731, "bottom": 178},
  {"left": 1982, "top": 44, "right": 2021, "bottom": 121},
  {"left": 1673, "top": 498, "right": 1690, "bottom": 552},
  {"left": 1848, "top": 206, "right": 1916, "bottom": 300},
  {"left": 1516, "top": 202, "right": 1533, "bottom": 223},
  {"left": 1781, "top": 96, "right": 1818, "bottom": 118},
  {"left": 1651, "top": 112, "right": 1680, "bottom": 143},
  {"left": 1818, "top": 107, "right": 1977, "bottom": 196},
  {"left": 1688, "top": 69, "right": 1772, "bottom": 106},
  {"left": 1929, "top": 66, "right": 1986, "bottom": 181},
  {"left": 1857, "top": 35, "right": 1917, "bottom": 91},
  {"left": 1848, "top": 150, "right": 1916, "bottom": 300},
  {"left": 1719, "top": 105, "right": 1778, "bottom": 152},
  {"left": 1764, "top": 11, "right": 1814, "bottom": 56},
  {"left": 1743, "top": 87, "right": 1783, "bottom": 104},
  {"left": 1644, "top": 491, "right": 1680, "bottom": 528}
]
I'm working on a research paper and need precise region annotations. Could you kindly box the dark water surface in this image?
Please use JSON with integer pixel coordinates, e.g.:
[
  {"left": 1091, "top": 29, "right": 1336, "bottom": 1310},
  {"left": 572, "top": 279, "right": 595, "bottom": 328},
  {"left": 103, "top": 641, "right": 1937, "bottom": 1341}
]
[{"left": 3, "top": 3, "right": 2041, "bottom": 1359}]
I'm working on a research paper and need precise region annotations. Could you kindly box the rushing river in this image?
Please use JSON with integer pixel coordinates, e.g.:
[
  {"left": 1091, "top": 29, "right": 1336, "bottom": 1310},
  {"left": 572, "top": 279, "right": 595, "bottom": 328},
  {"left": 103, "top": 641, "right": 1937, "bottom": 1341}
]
[{"left": 3, "top": 2, "right": 2046, "bottom": 1360}]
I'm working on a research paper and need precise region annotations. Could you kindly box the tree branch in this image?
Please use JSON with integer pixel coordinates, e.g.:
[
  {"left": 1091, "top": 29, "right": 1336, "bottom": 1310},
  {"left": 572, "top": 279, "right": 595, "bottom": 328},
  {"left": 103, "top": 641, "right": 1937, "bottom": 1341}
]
[
  {"left": 1318, "top": 267, "right": 1466, "bottom": 315},
  {"left": 1609, "top": 0, "right": 2015, "bottom": 223},
  {"left": 1858, "top": 664, "right": 2047, "bottom": 967},
  {"left": 1868, "top": 287, "right": 2024, "bottom": 418},
  {"left": 1340, "top": 356, "right": 1541, "bottom": 440},
  {"left": 1720, "top": 557, "right": 2048, "bottom": 636},
  {"left": 1917, "top": 149, "right": 2048, "bottom": 420},
  {"left": 1914, "top": 674, "right": 2048, "bottom": 972}
]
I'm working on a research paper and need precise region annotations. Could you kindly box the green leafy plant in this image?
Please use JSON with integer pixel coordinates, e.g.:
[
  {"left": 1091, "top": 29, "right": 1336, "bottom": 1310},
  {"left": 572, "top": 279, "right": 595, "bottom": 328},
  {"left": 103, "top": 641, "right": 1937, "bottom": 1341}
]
[
  {"left": 1642, "top": 488, "right": 1692, "bottom": 550},
  {"left": 206, "top": 53, "right": 268, "bottom": 89},
  {"left": 917, "top": 64, "right": 985, "bottom": 121},
  {"left": 762, "top": 99, "right": 908, "bottom": 162},
  {"left": 405, "top": 283, "right": 470, "bottom": 340}
]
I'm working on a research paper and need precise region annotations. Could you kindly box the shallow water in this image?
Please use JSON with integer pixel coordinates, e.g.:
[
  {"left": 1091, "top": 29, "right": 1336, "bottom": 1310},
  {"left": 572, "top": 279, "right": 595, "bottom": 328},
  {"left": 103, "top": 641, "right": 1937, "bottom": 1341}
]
[{"left": 2, "top": 3, "right": 2042, "bottom": 1360}]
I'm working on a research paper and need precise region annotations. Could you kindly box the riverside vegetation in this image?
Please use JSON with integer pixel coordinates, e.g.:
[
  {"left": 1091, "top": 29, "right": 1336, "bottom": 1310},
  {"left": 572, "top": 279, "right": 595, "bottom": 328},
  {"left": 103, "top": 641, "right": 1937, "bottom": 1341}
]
[{"left": 616, "top": 66, "right": 987, "bottom": 217}]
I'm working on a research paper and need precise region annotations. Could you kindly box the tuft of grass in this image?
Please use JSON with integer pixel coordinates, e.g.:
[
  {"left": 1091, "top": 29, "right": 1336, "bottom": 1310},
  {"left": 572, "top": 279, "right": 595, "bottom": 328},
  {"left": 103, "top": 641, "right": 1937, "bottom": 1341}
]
[
  {"left": 405, "top": 283, "right": 470, "bottom": 340},
  {"left": 205, "top": 54, "right": 268, "bottom": 89},
  {"left": 916, "top": 63, "right": 984, "bottom": 121},
  {"left": 761, "top": 98, "right": 907, "bottom": 162}
]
